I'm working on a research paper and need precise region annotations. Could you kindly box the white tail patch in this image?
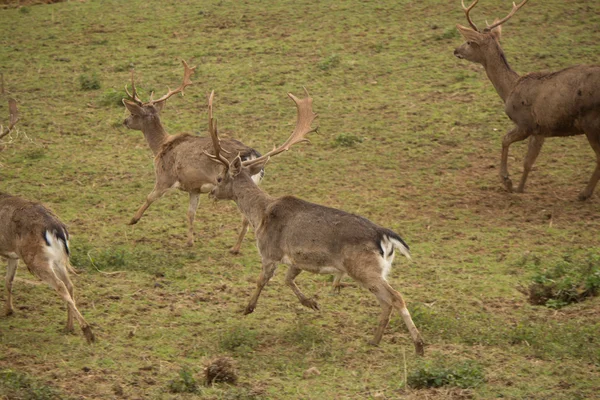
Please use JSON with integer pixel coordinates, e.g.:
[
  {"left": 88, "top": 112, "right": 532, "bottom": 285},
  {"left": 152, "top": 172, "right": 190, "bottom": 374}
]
[
  {"left": 389, "top": 236, "right": 411, "bottom": 260},
  {"left": 44, "top": 230, "right": 69, "bottom": 274},
  {"left": 378, "top": 235, "right": 411, "bottom": 280}
]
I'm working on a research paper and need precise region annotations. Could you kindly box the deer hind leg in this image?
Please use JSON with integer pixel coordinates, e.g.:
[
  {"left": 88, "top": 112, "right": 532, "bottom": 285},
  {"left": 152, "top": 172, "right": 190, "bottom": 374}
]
[
  {"left": 244, "top": 261, "right": 277, "bottom": 315},
  {"left": 4, "top": 258, "right": 18, "bottom": 316},
  {"left": 516, "top": 135, "right": 545, "bottom": 193},
  {"left": 186, "top": 192, "right": 201, "bottom": 247},
  {"left": 579, "top": 129, "right": 600, "bottom": 201},
  {"left": 128, "top": 183, "right": 170, "bottom": 225},
  {"left": 285, "top": 265, "right": 319, "bottom": 310},
  {"left": 230, "top": 216, "right": 250, "bottom": 255},
  {"left": 500, "top": 127, "right": 531, "bottom": 193},
  {"left": 31, "top": 259, "right": 95, "bottom": 344},
  {"left": 368, "top": 279, "right": 424, "bottom": 356}
]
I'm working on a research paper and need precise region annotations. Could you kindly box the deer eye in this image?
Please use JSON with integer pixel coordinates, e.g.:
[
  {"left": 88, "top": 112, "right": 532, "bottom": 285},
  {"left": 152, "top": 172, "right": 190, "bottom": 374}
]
[
  {"left": 466, "top": 41, "right": 472, "bottom": 45},
  {"left": 217, "top": 177, "right": 222, "bottom": 183}
]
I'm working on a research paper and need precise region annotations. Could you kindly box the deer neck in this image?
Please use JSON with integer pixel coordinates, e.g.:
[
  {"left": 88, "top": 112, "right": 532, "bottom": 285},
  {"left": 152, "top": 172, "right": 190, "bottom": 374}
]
[
  {"left": 481, "top": 42, "right": 520, "bottom": 102},
  {"left": 141, "top": 117, "right": 171, "bottom": 156},
  {"left": 232, "top": 174, "right": 272, "bottom": 230}
]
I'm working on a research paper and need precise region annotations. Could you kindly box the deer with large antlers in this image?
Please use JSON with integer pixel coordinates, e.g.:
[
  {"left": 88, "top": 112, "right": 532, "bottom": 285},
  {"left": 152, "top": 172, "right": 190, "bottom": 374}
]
[
  {"left": 0, "top": 192, "right": 95, "bottom": 343},
  {"left": 454, "top": 0, "right": 600, "bottom": 199},
  {"left": 122, "top": 60, "right": 264, "bottom": 251},
  {"left": 206, "top": 90, "right": 425, "bottom": 355}
]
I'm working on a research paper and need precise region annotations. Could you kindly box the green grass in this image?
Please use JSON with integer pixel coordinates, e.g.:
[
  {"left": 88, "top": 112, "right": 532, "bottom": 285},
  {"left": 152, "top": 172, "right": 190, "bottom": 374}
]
[{"left": 1, "top": 0, "right": 599, "bottom": 399}]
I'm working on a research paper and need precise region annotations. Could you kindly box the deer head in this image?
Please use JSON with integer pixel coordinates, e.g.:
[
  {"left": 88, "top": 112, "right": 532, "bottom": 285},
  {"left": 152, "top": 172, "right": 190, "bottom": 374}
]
[
  {"left": 205, "top": 89, "right": 317, "bottom": 201},
  {"left": 122, "top": 59, "right": 196, "bottom": 130},
  {"left": 454, "top": 0, "right": 528, "bottom": 64}
]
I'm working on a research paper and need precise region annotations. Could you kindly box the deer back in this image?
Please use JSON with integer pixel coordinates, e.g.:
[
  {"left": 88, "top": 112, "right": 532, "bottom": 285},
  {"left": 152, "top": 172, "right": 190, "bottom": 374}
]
[
  {"left": 0, "top": 193, "right": 69, "bottom": 263},
  {"left": 506, "top": 65, "right": 600, "bottom": 133}
]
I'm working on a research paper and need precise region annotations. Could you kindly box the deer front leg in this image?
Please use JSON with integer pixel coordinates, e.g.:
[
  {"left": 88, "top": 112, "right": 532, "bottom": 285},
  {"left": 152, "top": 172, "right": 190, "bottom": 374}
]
[
  {"left": 285, "top": 266, "right": 319, "bottom": 310},
  {"left": 128, "top": 184, "right": 169, "bottom": 225},
  {"left": 579, "top": 131, "right": 600, "bottom": 201},
  {"left": 244, "top": 261, "right": 277, "bottom": 315},
  {"left": 186, "top": 192, "right": 201, "bottom": 246},
  {"left": 500, "top": 127, "right": 530, "bottom": 193},
  {"left": 4, "top": 258, "right": 18, "bottom": 316},
  {"left": 516, "top": 135, "right": 545, "bottom": 193},
  {"left": 230, "top": 216, "right": 250, "bottom": 255}
]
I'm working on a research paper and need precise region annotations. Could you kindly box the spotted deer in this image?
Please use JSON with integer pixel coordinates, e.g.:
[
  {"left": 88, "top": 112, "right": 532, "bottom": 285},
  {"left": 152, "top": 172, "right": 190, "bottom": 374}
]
[
  {"left": 122, "top": 60, "right": 264, "bottom": 251},
  {"left": 0, "top": 98, "right": 19, "bottom": 142},
  {"left": 454, "top": 0, "right": 600, "bottom": 199},
  {"left": 0, "top": 193, "right": 95, "bottom": 343},
  {"left": 205, "top": 90, "right": 425, "bottom": 355}
]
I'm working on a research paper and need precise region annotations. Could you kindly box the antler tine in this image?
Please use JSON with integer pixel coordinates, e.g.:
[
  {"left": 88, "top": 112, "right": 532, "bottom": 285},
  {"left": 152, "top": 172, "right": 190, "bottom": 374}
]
[
  {"left": 243, "top": 88, "right": 317, "bottom": 168},
  {"left": 149, "top": 59, "right": 196, "bottom": 105},
  {"left": 484, "top": 0, "right": 528, "bottom": 32},
  {"left": 124, "top": 69, "right": 144, "bottom": 105},
  {"left": 204, "top": 90, "right": 231, "bottom": 168},
  {"left": 0, "top": 98, "right": 19, "bottom": 140},
  {"left": 461, "top": 0, "right": 480, "bottom": 32}
]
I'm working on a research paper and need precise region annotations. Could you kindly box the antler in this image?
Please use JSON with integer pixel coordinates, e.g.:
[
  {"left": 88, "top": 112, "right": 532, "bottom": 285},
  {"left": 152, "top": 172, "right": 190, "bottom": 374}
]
[
  {"left": 147, "top": 59, "right": 196, "bottom": 105},
  {"left": 124, "top": 70, "right": 144, "bottom": 105},
  {"left": 205, "top": 90, "right": 230, "bottom": 168},
  {"left": 0, "top": 98, "right": 19, "bottom": 141},
  {"left": 484, "top": 0, "right": 528, "bottom": 32},
  {"left": 242, "top": 88, "right": 317, "bottom": 168},
  {"left": 461, "top": 0, "right": 480, "bottom": 32}
]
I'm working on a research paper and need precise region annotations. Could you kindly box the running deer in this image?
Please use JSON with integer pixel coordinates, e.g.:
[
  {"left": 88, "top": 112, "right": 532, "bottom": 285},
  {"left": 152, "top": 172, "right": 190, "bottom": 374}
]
[
  {"left": 122, "top": 60, "right": 264, "bottom": 251},
  {"left": 0, "top": 193, "right": 95, "bottom": 343},
  {"left": 454, "top": 0, "right": 600, "bottom": 199},
  {"left": 205, "top": 90, "right": 425, "bottom": 355}
]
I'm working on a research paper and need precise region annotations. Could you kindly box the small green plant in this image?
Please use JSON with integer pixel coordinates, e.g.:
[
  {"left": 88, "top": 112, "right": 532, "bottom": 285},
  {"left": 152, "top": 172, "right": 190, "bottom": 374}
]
[
  {"left": 0, "top": 369, "right": 62, "bottom": 400},
  {"left": 526, "top": 253, "right": 600, "bottom": 308},
  {"left": 407, "top": 361, "right": 485, "bottom": 389},
  {"left": 23, "top": 148, "right": 46, "bottom": 160},
  {"left": 98, "top": 88, "right": 126, "bottom": 107},
  {"left": 79, "top": 73, "right": 101, "bottom": 91},
  {"left": 434, "top": 28, "right": 460, "bottom": 41},
  {"left": 317, "top": 54, "right": 340, "bottom": 71},
  {"left": 19, "top": 7, "right": 30, "bottom": 14},
  {"left": 220, "top": 325, "right": 258, "bottom": 353},
  {"left": 167, "top": 367, "right": 200, "bottom": 394},
  {"left": 332, "top": 133, "right": 363, "bottom": 147}
]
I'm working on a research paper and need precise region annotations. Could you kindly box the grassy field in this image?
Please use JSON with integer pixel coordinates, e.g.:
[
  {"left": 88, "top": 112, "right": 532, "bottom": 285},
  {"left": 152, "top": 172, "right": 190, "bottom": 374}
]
[{"left": 1, "top": 0, "right": 599, "bottom": 398}]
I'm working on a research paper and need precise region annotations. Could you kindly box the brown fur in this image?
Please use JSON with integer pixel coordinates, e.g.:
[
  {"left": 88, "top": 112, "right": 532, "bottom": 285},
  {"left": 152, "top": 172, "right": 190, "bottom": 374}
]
[
  {"left": 209, "top": 159, "right": 424, "bottom": 355},
  {"left": 455, "top": 16, "right": 600, "bottom": 199},
  {"left": 122, "top": 99, "right": 263, "bottom": 251},
  {"left": 0, "top": 192, "right": 94, "bottom": 343}
]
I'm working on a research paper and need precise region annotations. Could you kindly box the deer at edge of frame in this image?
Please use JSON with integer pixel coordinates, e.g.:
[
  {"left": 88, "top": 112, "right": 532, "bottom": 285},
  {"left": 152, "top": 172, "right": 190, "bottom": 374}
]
[{"left": 454, "top": 0, "right": 600, "bottom": 199}]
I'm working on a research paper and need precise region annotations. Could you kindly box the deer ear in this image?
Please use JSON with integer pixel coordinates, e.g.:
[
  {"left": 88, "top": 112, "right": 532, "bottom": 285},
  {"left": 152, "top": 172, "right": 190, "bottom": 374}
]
[
  {"left": 153, "top": 100, "right": 166, "bottom": 113},
  {"left": 456, "top": 24, "right": 482, "bottom": 43},
  {"left": 230, "top": 156, "right": 243, "bottom": 177},
  {"left": 123, "top": 99, "right": 144, "bottom": 115},
  {"left": 486, "top": 19, "right": 502, "bottom": 40}
]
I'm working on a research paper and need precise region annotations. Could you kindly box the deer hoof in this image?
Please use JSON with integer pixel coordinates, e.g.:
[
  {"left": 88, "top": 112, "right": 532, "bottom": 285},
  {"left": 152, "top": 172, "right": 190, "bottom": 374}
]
[
  {"left": 415, "top": 340, "right": 425, "bottom": 356},
  {"left": 367, "top": 339, "right": 381, "bottom": 346},
  {"left": 4, "top": 309, "right": 14, "bottom": 317},
  {"left": 82, "top": 326, "right": 96, "bottom": 344},
  {"left": 243, "top": 305, "right": 255, "bottom": 315},
  {"left": 186, "top": 240, "right": 194, "bottom": 247},
  {"left": 578, "top": 191, "right": 592, "bottom": 201},
  {"left": 229, "top": 248, "right": 240, "bottom": 255},
  {"left": 127, "top": 218, "right": 139, "bottom": 225},
  {"left": 302, "top": 299, "right": 320, "bottom": 310}
]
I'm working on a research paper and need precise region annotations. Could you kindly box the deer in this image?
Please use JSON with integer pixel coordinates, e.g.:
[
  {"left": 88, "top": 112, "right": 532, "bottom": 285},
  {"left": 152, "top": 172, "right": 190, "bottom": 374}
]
[
  {"left": 0, "top": 192, "right": 95, "bottom": 343},
  {"left": 205, "top": 89, "right": 425, "bottom": 355},
  {"left": 454, "top": 0, "right": 600, "bottom": 200},
  {"left": 122, "top": 60, "right": 265, "bottom": 252}
]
